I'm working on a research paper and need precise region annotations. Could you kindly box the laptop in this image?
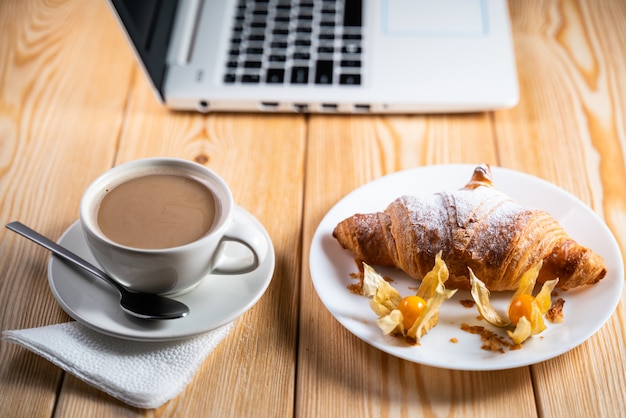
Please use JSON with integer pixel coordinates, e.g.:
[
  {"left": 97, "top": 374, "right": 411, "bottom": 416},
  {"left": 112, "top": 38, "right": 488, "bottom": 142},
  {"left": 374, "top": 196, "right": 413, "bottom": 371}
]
[{"left": 107, "top": 0, "right": 518, "bottom": 113}]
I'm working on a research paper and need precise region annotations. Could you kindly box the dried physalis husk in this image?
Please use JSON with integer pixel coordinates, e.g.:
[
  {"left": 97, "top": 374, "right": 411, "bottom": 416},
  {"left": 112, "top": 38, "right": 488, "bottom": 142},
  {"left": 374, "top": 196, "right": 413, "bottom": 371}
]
[
  {"left": 469, "top": 261, "right": 559, "bottom": 345},
  {"left": 365, "top": 252, "right": 457, "bottom": 343},
  {"left": 469, "top": 268, "right": 511, "bottom": 328},
  {"left": 362, "top": 263, "right": 402, "bottom": 317}
]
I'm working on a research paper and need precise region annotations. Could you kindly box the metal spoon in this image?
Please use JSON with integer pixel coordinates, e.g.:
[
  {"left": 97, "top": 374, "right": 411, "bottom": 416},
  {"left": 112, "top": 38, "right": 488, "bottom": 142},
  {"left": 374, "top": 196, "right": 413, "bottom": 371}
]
[{"left": 5, "top": 222, "right": 190, "bottom": 320}]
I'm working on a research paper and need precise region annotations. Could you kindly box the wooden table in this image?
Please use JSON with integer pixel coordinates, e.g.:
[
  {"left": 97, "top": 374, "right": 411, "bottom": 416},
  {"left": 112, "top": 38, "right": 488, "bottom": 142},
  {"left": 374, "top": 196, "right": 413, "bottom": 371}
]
[{"left": 1, "top": 1, "right": 625, "bottom": 416}]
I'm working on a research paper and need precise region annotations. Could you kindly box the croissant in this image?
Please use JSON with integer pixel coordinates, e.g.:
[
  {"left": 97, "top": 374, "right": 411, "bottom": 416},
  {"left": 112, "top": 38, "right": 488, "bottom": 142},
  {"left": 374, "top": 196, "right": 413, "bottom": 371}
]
[{"left": 333, "top": 164, "right": 607, "bottom": 291}]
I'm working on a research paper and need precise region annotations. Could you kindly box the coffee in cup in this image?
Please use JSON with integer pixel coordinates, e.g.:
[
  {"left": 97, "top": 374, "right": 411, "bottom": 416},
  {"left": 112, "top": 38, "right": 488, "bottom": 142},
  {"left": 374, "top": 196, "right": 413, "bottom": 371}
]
[
  {"left": 97, "top": 174, "right": 217, "bottom": 249},
  {"left": 80, "top": 158, "right": 268, "bottom": 295}
]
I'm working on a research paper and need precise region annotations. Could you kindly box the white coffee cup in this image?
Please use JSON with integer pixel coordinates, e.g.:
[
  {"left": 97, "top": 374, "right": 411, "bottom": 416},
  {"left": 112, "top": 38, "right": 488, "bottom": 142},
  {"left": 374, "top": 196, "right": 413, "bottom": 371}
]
[{"left": 79, "top": 158, "right": 268, "bottom": 295}]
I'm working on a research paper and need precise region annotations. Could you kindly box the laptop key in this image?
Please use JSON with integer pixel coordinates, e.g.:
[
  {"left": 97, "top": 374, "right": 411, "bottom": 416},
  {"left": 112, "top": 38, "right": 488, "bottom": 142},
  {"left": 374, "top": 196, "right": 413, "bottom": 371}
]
[
  {"left": 248, "top": 34, "right": 265, "bottom": 41},
  {"left": 242, "top": 74, "right": 261, "bottom": 83},
  {"left": 246, "top": 47, "right": 264, "bottom": 55},
  {"left": 339, "top": 73, "right": 361, "bottom": 85},
  {"left": 291, "top": 67, "right": 309, "bottom": 84},
  {"left": 293, "top": 52, "right": 311, "bottom": 60},
  {"left": 340, "top": 59, "right": 361, "bottom": 68},
  {"left": 342, "top": 44, "right": 361, "bottom": 54},
  {"left": 315, "top": 60, "right": 333, "bottom": 84},
  {"left": 266, "top": 68, "right": 285, "bottom": 84},
  {"left": 244, "top": 61, "right": 262, "bottom": 69},
  {"left": 343, "top": 0, "right": 363, "bottom": 27}
]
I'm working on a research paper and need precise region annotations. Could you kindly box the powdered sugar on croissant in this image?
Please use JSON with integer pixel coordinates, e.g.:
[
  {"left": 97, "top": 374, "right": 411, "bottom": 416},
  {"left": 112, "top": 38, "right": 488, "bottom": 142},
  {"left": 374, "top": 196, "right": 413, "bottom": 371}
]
[{"left": 333, "top": 164, "right": 607, "bottom": 291}]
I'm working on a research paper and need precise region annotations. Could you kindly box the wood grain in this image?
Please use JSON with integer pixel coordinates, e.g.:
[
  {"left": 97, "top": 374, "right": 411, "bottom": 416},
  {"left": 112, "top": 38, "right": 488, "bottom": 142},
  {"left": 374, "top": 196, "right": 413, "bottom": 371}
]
[
  {"left": 1, "top": 1, "right": 134, "bottom": 416},
  {"left": 499, "top": 1, "right": 626, "bottom": 417}
]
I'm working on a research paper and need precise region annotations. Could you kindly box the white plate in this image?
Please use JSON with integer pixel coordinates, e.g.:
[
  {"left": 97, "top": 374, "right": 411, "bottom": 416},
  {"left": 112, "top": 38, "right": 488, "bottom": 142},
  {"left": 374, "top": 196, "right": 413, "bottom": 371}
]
[
  {"left": 48, "top": 206, "right": 275, "bottom": 341},
  {"left": 310, "top": 164, "right": 624, "bottom": 370}
]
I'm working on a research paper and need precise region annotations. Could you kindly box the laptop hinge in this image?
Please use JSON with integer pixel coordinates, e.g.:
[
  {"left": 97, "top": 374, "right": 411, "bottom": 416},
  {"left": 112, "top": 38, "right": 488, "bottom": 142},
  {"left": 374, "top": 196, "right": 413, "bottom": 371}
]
[{"left": 167, "top": 0, "right": 204, "bottom": 65}]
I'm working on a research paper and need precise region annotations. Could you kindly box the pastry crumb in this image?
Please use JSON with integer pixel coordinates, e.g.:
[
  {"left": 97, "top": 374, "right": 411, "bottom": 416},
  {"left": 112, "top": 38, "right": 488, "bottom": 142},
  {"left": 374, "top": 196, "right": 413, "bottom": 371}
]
[
  {"left": 460, "top": 323, "right": 521, "bottom": 353},
  {"left": 546, "top": 298, "right": 565, "bottom": 323},
  {"left": 347, "top": 259, "right": 365, "bottom": 294},
  {"left": 347, "top": 259, "right": 395, "bottom": 295},
  {"left": 460, "top": 299, "right": 475, "bottom": 308}
]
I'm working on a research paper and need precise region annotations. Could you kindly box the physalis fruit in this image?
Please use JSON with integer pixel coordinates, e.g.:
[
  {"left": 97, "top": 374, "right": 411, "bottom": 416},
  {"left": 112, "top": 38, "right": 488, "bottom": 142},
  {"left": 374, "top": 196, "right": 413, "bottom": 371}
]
[
  {"left": 362, "top": 252, "right": 457, "bottom": 344},
  {"left": 469, "top": 260, "right": 559, "bottom": 345}
]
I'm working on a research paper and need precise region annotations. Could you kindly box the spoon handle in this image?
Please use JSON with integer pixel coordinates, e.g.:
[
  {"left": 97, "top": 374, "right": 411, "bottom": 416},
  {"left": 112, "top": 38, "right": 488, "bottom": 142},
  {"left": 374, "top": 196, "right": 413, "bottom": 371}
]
[{"left": 5, "top": 221, "right": 120, "bottom": 291}]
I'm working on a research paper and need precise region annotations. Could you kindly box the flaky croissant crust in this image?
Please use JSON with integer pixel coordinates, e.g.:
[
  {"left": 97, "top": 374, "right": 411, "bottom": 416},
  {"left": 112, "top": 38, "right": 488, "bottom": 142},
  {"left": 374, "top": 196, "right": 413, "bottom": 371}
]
[{"left": 333, "top": 164, "right": 607, "bottom": 291}]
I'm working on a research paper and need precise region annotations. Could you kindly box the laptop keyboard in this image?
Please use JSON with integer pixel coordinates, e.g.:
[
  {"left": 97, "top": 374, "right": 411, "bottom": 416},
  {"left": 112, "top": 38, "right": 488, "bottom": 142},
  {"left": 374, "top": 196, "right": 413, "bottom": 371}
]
[{"left": 223, "top": 0, "right": 363, "bottom": 86}]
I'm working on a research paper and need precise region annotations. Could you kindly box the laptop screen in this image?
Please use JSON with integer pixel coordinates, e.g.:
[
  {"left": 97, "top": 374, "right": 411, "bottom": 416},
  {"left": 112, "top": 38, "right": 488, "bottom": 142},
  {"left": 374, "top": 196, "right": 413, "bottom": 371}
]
[{"left": 109, "top": 0, "right": 178, "bottom": 99}]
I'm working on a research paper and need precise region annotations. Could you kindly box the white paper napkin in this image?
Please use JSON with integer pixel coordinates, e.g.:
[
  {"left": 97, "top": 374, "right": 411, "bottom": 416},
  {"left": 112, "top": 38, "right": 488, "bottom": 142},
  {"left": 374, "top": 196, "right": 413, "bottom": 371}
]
[{"left": 2, "top": 320, "right": 235, "bottom": 409}]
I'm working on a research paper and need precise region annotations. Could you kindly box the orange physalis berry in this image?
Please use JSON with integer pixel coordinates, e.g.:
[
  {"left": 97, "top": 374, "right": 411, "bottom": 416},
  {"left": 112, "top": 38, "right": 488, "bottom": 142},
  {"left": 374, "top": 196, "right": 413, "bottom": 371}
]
[
  {"left": 398, "top": 295, "right": 427, "bottom": 330},
  {"left": 508, "top": 294, "right": 536, "bottom": 326}
]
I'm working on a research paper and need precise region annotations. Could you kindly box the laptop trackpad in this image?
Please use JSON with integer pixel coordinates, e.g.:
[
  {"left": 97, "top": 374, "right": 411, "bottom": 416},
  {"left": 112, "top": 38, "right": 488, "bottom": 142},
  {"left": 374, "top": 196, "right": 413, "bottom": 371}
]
[{"left": 383, "top": 0, "right": 486, "bottom": 36}]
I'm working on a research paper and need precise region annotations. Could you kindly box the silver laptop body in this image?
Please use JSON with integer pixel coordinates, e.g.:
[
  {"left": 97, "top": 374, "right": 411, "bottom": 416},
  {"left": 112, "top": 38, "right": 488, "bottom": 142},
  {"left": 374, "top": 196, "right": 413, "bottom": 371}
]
[{"left": 108, "top": 0, "right": 518, "bottom": 113}]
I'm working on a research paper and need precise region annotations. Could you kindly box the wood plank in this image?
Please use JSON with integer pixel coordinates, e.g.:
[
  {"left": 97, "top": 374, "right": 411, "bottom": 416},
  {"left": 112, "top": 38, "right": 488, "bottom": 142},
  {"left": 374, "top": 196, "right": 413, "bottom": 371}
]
[
  {"left": 498, "top": 1, "right": 626, "bottom": 417},
  {"left": 0, "top": 0, "right": 135, "bottom": 416},
  {"left": 297, "top": 115, "right": 539, "bottom": 417}
]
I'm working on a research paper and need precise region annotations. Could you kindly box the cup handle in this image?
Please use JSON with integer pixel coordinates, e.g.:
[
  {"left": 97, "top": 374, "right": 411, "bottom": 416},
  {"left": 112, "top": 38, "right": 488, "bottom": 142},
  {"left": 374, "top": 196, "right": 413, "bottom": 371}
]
[{"left": 211, "top": 221, "right": 269, "bottom": 275}]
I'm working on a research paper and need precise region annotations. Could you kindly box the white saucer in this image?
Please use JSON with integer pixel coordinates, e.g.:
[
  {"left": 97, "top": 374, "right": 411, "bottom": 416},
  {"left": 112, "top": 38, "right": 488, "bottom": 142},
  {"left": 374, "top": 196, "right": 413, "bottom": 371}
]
[{"left": 48, "top": 206, "right": 275, "bottom": 341}]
